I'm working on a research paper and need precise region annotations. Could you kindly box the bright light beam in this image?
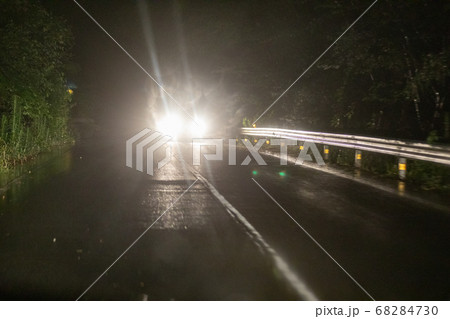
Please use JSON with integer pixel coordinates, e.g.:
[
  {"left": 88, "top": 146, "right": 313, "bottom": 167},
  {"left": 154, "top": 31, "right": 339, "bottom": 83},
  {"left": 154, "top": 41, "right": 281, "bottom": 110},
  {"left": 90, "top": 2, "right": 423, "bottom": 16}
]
[
  {"left": 71, "top": 0, "right": 200, "bottom": 127},
  {"left": 156, "top": 114, "right": 183, "bottom": 138},
  {"left": 189, "top": 116, "right": 207, "bottom": 137}
]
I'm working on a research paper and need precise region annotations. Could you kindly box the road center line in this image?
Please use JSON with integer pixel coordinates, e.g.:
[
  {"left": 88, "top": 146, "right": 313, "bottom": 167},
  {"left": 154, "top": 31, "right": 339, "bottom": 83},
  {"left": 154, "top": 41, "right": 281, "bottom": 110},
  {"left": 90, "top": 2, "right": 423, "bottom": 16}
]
[{"left": 178, "top": 156, "right": 317, "bottom": 301}]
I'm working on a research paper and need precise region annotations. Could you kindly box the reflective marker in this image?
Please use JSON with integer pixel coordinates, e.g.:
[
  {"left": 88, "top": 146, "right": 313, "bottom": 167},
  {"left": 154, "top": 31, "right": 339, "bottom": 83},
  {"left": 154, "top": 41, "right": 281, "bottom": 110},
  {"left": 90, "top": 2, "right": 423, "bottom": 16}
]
[
  {"left": 323, "top": 145, "right": 329, "bottom": 160},
  {"left": 279, "top": 171, "right": 286, "bottom": 177},
  {"left": 252, "top": 170, "right": 258, "bottom": 176},
  {"left": 355, "top": 150, "right": 362, "bottom": 168},
  {"left": 398, "top": 158, "right": 407, "bottom": 180}
]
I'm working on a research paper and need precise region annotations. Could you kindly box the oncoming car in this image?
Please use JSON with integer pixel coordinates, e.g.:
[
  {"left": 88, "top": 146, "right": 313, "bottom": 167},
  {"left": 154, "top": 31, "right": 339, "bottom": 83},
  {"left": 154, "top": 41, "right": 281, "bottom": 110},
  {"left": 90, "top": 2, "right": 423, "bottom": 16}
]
[{"left": 153, "top": 113, "right": 208, "bottom": 141}]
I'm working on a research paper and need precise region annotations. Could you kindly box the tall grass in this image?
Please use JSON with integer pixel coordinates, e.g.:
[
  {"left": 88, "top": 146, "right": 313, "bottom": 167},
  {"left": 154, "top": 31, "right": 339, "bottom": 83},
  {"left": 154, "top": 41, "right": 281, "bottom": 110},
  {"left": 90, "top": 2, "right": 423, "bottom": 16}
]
[{"left": 0, "top": 95, "right": 72, "bottom": 170}]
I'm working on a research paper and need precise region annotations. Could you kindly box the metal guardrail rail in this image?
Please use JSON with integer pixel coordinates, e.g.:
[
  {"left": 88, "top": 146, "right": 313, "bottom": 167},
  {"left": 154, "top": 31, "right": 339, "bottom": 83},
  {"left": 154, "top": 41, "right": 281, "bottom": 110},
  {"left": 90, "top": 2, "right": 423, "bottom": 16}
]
[{"left": 241, "top": 127, "right": 450, "bottom": 167}]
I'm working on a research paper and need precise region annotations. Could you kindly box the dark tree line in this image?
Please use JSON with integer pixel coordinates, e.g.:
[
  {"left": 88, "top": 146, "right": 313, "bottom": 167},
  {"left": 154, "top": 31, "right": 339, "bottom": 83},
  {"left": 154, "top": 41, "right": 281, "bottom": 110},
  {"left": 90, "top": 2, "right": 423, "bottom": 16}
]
[
  {"left": 302, "top": 0, "right": 450, "bottom": 141},
  {"left": 0, "top": 0, "right": 74, "bottom": 168}
]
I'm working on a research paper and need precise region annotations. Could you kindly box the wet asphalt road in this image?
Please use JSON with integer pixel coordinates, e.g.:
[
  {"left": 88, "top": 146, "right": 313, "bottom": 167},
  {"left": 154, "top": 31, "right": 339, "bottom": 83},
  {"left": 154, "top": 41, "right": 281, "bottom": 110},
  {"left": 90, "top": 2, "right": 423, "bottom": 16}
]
[{"left": 0, "top": 137, "right": 449, "bottom": 300}]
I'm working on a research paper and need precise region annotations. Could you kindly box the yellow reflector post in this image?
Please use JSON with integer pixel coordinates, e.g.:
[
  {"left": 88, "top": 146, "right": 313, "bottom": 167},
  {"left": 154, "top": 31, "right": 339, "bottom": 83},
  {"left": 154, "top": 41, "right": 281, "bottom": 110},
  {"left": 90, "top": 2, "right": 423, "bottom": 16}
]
[
  {"left": 398, "top": 157, "right": 407, "bottom": 180},
  {"left": 266, "top": 140, "right": 270, "bottom": 145},
  {"left": 252, "top": 124, "right": 256, "bottom": 128},
  {"left": 323, "top": 145, "right": 330, "bottom": 160},
  {"left": 354, "top": 150, "right": 362, "bottom": 168},
  {"left": 67, "top": 89, "right": 73, "bottom": 95}
]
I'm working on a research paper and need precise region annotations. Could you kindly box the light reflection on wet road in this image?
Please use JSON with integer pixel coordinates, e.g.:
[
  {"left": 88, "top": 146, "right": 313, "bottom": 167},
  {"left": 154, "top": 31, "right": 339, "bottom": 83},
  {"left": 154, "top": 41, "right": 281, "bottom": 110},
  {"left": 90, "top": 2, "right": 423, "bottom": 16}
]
[{"left": 0, "top": 139, "right": 449, "bottom": 300}]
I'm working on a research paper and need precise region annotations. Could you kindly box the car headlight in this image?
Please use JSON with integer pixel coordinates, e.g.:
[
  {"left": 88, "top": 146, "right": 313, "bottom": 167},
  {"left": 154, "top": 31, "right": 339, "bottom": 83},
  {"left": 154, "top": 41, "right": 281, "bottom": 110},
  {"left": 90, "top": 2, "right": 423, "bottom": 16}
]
[{"left": 156, "top": 114, "right": 182, "bottom": 138}]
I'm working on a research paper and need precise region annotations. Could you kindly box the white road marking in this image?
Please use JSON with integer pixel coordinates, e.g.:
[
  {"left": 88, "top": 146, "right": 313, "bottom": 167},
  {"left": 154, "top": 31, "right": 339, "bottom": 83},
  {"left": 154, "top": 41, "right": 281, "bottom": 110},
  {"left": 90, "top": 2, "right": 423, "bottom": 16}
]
[{"left": 180, "top": 157, "right": 318, "bottom": 301}]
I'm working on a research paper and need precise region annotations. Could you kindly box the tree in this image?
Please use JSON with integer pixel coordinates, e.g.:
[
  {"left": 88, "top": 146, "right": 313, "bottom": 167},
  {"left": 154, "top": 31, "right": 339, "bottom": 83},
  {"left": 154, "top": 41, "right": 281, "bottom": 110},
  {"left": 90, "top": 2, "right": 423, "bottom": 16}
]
[
  {"left": 0, "top": 0, "right": 74, "bottom": 167},
  {"left": 301, "top": 0, "right": 450, "bottom": 140}
]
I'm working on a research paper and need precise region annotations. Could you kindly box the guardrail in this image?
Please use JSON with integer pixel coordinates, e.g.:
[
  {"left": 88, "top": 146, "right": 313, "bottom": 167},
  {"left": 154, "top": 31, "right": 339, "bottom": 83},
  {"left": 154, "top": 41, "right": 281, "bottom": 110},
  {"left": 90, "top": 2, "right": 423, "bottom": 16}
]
[{"left": 241, "top": 127, "right": 450, "bottom": 179}]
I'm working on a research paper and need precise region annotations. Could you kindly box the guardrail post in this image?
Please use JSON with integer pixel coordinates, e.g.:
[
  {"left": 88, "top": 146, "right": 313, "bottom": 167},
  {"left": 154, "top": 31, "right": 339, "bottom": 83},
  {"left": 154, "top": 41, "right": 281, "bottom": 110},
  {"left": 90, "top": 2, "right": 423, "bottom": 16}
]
[
  {"left": 355, "top": 150, "right": 362, "bottom": 168},
  {"left": 398, "top": 158, "right": 407, "bottom": 180},
  {"left": 323, "top": 145, "right": 329, "bottom": 160}
]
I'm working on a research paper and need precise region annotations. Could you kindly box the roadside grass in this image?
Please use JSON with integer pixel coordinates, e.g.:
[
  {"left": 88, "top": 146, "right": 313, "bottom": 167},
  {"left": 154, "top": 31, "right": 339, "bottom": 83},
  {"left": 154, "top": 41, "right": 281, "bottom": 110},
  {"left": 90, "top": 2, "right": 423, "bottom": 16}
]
[{"left": 0, "top": 96, "right": 73, "bottom": 171}]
